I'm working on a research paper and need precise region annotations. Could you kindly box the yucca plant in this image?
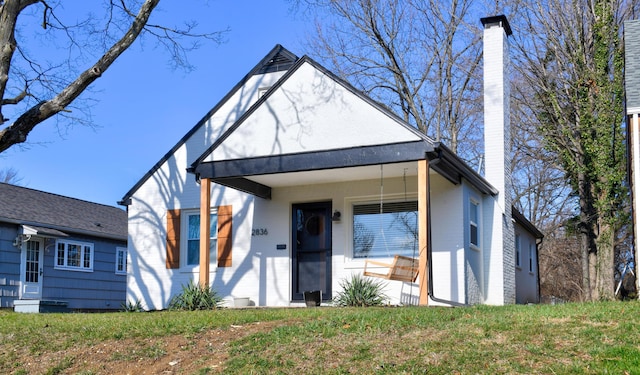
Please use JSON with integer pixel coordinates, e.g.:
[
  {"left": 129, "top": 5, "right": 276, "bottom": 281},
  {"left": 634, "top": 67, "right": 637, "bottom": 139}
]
[
  {"left": 168, "top": 281, "right": 223, "bottom": 310},
  {"left": 333, "top": 273, "right": 387, "bottom": 307},
  {"left": 121, "top": 299, "right": 145, "bottom": 312}
]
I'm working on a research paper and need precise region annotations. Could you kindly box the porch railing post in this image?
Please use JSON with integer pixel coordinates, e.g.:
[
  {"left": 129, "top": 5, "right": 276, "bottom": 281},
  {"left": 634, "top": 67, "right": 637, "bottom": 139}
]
[{"left": 418, "top": 158, "right": 430, "bottom": 305}]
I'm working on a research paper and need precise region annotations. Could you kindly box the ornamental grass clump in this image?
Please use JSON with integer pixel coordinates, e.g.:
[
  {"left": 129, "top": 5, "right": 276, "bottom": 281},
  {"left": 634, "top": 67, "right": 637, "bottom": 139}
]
[
  {"left": 168, "top": 281, "right": 223, "bottom": 310},
  {"left": 121, "top": 299, "right": 145, "bottom": 312},
  {"left": 333, "top": 273, "right": 387, "bottom": 307}
]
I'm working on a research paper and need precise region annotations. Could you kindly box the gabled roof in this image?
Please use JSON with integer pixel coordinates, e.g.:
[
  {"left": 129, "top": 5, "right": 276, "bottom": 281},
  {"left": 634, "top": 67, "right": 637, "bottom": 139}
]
[
  {"left": 191, "top": 56, "right": 433, "bottom": 168},
  {"left": 121, "top": 44, "right": 498, "bottom": 203},
  {"left": 512, "top": 206, "right": 544, "bottom": 239},
  {"left": 187, "top": 55, "right": 436, "bottom": 198},
  {"left": 189, "top": 53, "right": 497, "bottom": 198},
  {"left": 119, "top": 45, "right": 299, "bottom": 205},
  {"left": 0, "top": 183, "right": 127, "bottom": 241}
]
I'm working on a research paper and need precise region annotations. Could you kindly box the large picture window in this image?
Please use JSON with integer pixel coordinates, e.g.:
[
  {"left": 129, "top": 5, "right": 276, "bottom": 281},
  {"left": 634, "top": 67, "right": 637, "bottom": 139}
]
[
  {"left": 185, "top": 212, "right": 217, "bottom": 266},
  {"left": 353, "top": 201, "right": 418, "bottom": 258},
  {"left": 55, "top": 240, "right": 93, "bottom": 271}
]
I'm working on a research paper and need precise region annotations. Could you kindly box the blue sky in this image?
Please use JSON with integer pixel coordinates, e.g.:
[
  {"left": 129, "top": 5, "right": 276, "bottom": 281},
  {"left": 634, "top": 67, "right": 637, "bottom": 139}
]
[{"left": 1, "top": 1, "right": 312, "bottom": 207}]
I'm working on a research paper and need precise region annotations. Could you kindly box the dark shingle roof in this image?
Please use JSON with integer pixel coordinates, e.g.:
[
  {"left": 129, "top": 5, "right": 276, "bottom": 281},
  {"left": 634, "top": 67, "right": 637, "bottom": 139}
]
[
  {"left": 0, "top": 183, "right": 127, "bottom": 241},
  {"left": 625, "top": 20, "right": 640, "bottom": 112}
]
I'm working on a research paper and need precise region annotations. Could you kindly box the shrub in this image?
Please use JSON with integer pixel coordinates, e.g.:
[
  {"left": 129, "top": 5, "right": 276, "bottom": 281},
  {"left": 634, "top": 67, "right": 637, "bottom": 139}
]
[
  {"left": 168, "top": 281, "right": 223, "bottom": 310},
  {"left": 333, "top": 273, "right": 387, "bottom": 307}
]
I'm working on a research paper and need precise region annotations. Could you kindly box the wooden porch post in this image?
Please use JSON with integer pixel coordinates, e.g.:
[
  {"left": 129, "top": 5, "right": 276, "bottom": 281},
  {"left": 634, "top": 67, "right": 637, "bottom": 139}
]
[
  {"left": 199, "top": 178, "right": 211, "bottom": 286},
  {"left": 418, "top": 158, "right": 430, "bottom": 305}
]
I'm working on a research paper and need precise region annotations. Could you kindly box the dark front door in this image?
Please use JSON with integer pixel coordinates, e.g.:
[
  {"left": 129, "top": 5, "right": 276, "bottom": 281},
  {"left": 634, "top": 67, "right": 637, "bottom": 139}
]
[{"left": 292, "top": 201, "right": 332, "bottom": 301}]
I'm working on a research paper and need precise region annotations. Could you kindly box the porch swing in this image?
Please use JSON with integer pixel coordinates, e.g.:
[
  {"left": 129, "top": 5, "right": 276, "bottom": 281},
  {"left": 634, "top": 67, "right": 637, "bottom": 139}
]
[
  {"left": 363, "top": 255, "right": 419, "bottom": 283},
  {"left": 362, "top": 165, "right": 419, "bottom": 283}
]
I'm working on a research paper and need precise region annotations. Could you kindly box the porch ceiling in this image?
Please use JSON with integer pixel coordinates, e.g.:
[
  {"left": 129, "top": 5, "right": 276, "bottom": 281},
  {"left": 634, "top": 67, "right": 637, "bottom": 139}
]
[{"left": 248, "top": 161, "right": 420, "bottom": 188}]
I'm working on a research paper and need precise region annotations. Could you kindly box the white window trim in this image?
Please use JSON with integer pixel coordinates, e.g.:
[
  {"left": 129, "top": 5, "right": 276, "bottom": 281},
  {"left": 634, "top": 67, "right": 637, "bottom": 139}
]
[
  {"left": 344, "top": 193, "right": 418, "bottom": 267},
  {"left": 54, "top": 239, "right": 94, "bottom": 272},
  {"left": 469, "top": 197, "right": 481, "bottom": 251},
  {"left": 115, "top": 247, "right": 127, "bottom": 275},
  {"left": 180, "top": 208, "right": 218, "bottom": 273}
]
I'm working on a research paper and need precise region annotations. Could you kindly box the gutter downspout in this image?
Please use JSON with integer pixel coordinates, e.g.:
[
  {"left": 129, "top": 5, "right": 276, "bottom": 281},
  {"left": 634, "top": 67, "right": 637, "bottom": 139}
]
[
  {"left": 427, "top": 154, "right": 468, "bottom": 307},
  {"left": 535, "top": 237, "right": 543, "bottom": 303}
]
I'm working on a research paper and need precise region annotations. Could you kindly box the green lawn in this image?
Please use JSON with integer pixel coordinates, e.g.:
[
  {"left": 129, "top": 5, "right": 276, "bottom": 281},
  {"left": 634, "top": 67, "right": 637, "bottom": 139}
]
[{"left": 1, "top": 301, "right": 639, "bottom": 374}]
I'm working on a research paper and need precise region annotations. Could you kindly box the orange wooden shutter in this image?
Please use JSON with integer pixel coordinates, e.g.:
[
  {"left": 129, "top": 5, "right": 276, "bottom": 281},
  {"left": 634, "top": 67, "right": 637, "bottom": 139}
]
[
  {"left": 217, "top": 205, "right": 233, "bottom": 267},
  {"left": 166, "top": 209, "right": 181, "bottom": 269}
]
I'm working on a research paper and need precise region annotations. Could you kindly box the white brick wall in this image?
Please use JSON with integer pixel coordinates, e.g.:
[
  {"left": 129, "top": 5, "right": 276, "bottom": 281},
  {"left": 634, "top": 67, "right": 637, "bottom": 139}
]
[{"left": 125, "top": 70, "right": 287, "bottom": 310}]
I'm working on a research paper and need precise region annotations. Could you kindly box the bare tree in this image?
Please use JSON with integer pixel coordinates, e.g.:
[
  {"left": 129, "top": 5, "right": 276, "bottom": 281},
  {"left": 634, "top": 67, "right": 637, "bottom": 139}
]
[
  {"left": 0, "top": 0, "right": 226, "bottom": 154},
  {"left": 538, "top": 228, "right": 584, "bottom": 302},
  {"left": 298, "top": 0, "right": 490, "bottom": 163},
  {"left": 511, "top": 0, "right": 632, "bottom": 300},
  {"left": 0, "top": 167, "right": 22, "bottom": 184}
]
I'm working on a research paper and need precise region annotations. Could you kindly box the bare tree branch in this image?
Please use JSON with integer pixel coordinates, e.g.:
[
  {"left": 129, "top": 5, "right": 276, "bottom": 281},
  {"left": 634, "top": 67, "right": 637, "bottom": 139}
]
[
  {"left": 0, "top": 1, "right": 227, "bottom": 153},
  {"left": 302, "top": 0, "right": 483, "bottom": 159},
  {"left": 0, "top": 0, "right": 161, "bottom": 152}
]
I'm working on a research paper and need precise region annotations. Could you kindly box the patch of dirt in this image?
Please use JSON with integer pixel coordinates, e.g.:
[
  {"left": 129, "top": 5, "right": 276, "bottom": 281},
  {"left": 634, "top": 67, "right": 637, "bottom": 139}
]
[{"left": 12, "top": 320, "right": 284, "bottom": 374}]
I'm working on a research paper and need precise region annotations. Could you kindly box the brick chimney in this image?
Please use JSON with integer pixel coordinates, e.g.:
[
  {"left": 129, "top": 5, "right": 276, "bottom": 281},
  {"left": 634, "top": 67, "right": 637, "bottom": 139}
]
[{"left": 481, "top": 15, "right": 515, "bottom": 304}]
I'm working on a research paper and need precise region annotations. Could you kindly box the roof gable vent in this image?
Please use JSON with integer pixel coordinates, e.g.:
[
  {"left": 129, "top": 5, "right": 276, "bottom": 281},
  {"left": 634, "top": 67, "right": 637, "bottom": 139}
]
[{"left": 257, "top": 47, "right": 298, "bottom": 74}]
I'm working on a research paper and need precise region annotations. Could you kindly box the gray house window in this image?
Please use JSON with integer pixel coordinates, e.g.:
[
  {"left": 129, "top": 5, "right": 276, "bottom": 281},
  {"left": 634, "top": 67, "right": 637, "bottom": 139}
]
[
  {"left": 116, "top": 247, "right": 127, "bottom": 275},
  {"left": 55, "top": 240, "right": 93, "bottom": 272}
]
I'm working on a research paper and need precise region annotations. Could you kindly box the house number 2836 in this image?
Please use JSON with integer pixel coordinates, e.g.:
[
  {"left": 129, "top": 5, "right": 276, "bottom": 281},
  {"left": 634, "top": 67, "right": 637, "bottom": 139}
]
[{"left": 252, "top": 228, "right": 268, "bottom": 236}]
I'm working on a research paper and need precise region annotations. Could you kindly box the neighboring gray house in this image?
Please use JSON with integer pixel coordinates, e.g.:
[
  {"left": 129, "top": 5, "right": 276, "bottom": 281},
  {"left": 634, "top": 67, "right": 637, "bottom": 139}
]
[
  {"left": 0, "top": 183, "right": 127, "bottom": 312},
  {"left": 513, "top": 208, "right": 543, "bottom": 304}
]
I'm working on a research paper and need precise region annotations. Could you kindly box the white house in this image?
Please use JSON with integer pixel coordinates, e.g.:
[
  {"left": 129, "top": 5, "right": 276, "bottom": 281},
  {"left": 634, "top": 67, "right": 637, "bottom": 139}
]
[{"left": 120, "top": 15, "right": 541, "bottom": 309}]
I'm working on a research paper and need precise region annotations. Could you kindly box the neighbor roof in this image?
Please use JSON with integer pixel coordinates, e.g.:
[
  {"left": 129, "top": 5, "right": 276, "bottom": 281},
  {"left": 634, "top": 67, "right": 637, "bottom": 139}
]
[
  {"left": 0, "top": 183, "right": 127, "bottom": 241},
  {"left": 626, "top": 19, "right": 640, "bottom": 113}
]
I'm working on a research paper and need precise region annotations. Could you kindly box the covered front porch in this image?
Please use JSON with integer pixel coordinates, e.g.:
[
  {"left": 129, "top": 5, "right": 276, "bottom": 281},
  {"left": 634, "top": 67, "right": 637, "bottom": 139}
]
[{"left": 190, "top": 141, "right": 495, "bottom": 306}]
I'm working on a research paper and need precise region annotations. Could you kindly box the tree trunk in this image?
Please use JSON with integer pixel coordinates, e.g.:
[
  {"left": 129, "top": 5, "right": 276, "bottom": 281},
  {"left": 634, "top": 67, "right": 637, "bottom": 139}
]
[
  {"left": 578, "top": 172, "right": 595, "bottom": 301},
  {"left": 0, "top": 0, "right": 39, "bottom": 124},
  {"left": 581, "top": 230, "right": 591, "bottom": 301},
  {"left": 588, "top": 246, "right": 598, "bottom": 300},
  {"left": 595, "top": 220, "right": 615, "bottom": 300}
]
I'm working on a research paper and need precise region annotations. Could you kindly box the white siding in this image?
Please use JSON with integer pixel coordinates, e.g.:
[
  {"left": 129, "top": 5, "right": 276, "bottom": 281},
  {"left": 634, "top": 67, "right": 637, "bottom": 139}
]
[
  {"left": 428, "top": 177, "right": 465, "bottom": 306},
  {"left": 127, "top": 162, "right": 468, "bottom": 308},
  {"left": 126, "top": 70, "right": 287, "bottom": 310},
  {"left": 206, "top": 62, "right": 422, "bottom": 162},
  {"left": 247, "top": 173, "right": 424, "bottom": 306}
]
